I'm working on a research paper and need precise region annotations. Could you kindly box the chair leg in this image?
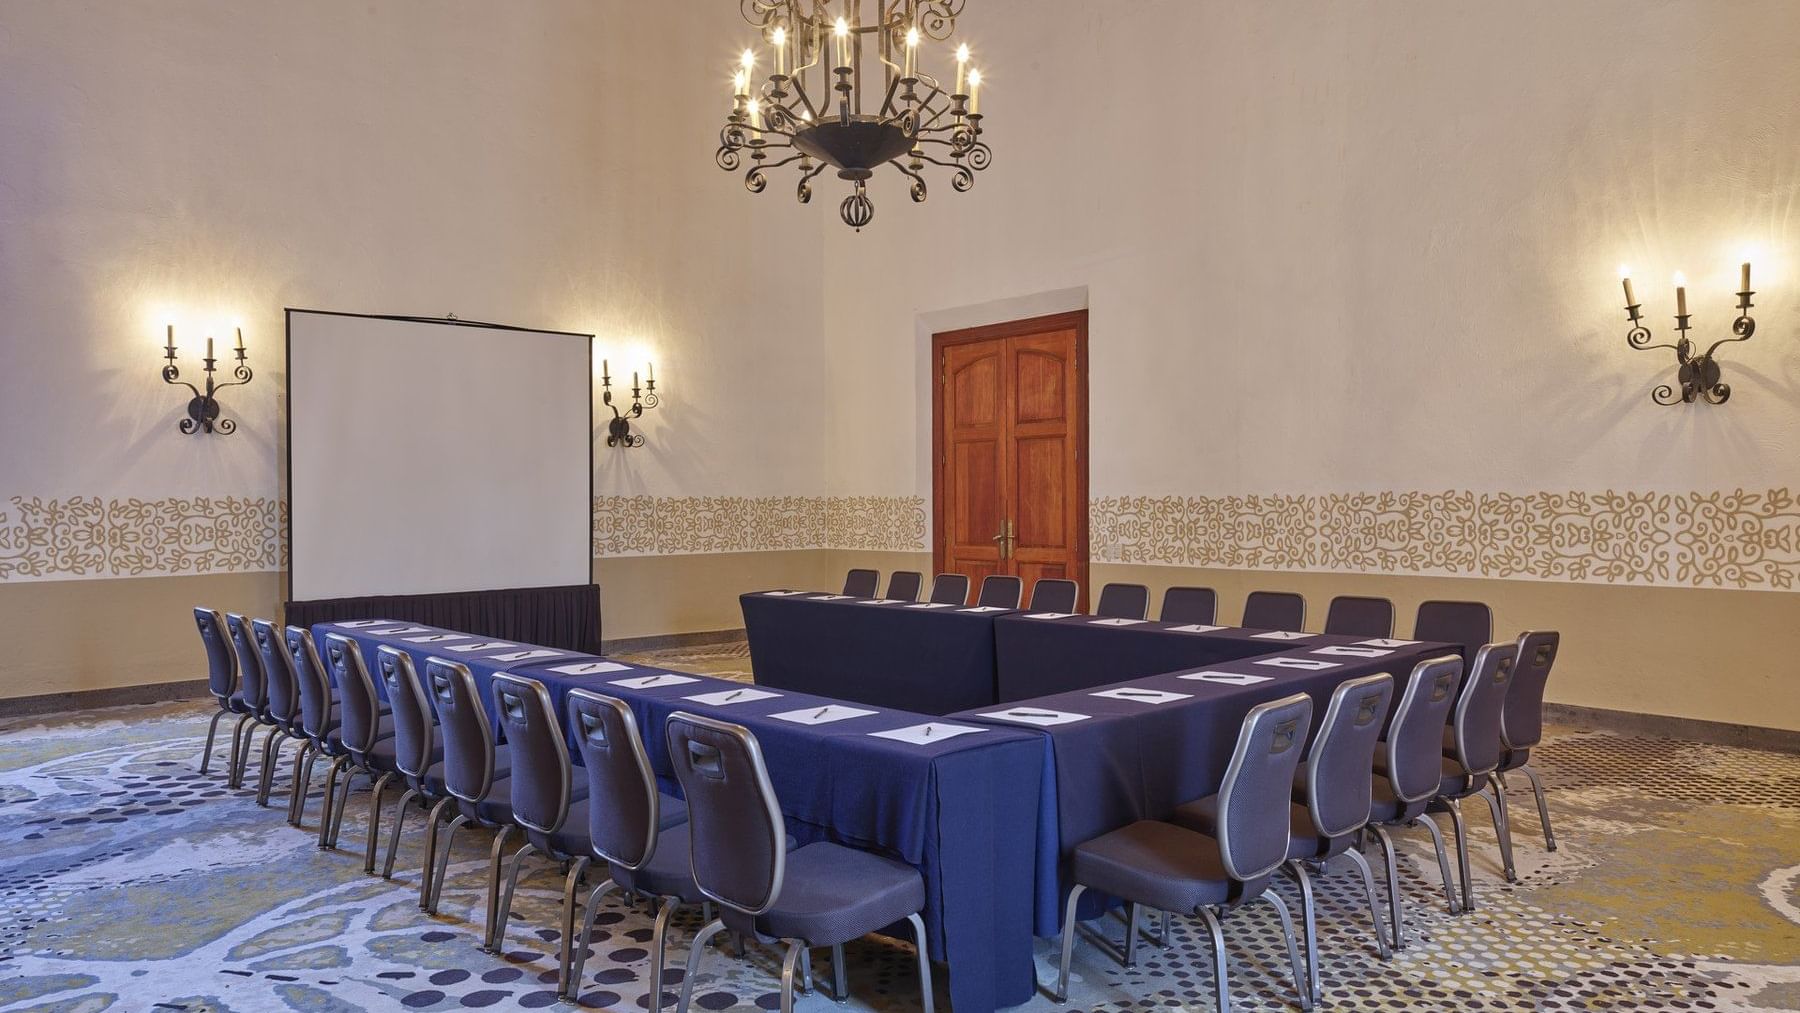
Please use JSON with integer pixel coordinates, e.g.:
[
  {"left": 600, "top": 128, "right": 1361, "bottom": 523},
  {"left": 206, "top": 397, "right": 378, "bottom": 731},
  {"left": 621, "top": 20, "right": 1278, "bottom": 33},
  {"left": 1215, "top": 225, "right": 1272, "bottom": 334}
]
[
  {"left": 555, "top": 857, "right": 589, "bottom": 997},
  {"left": 427, "top": 813, "right": 467, "bottom": 915},
  {"left": 287, "top": 741, "right": 315, "bottom": 825},
  {"left": 1368, "top": 824, "right": 1405, "bottom": 950},
  {"left": 1261, "top": 891, "right": 1313, "bottom": 1012},
  {"left": 1285, "top": 861, "right": 1321, "bottom": 1004},
  {"left": 648, "top": 894, "right": 679, "bottom": 1012},
  {"left": 326, "top": 765, "right": 359, "bottom": 850},
  {"left": 1343, "top": 845, "right": 1392, "bottom": 959},
  {"left": 1445, "top": 799, "right": 1474, "bottom": 914},
  {"left": 1481, "top": 775, "right": 1519, "bottom": 883},
  {"left": 234, "top": 722, "right": 263, "bottom": 790},
  {"left": 363, "top": 772, "right": 394, "bottom": 874},
  {"left": 907, "top": 911, "right": 935, "bottom": 1013},
  {"left": 1053, "top": 883, "right": 1086, "bottom": 1003},
  {"left": 561, "top": 875, "right": 618, "bottom": 1001},
  {"left": 200, "top": 707, "right": 228, "bottom": 775},
  {"left": 798, "top": 945, "right": 813, "bottom": 994},
  {"left": 227, "top": 714, "right": 253, "bottom": 788},
  {"left": 487, "top": 841, "right": 536, "bottom": 953},
  {"left": 482, "top": 825, "right": 516, "bottom": 951},
  {"left": 1125, "top": 902, "right": 1141, "bottom": 967},
  {"left": 830, "top": 943, "right": 848, "bottom": 1002},
  {"left": 255, "top": 730, "right": 285, "bottom": 806},
  {"left": 676, "top": 918, "right": 727, "bottom": 1013},
  {"left": 1159, "top": 909, "right": 1171, "bottom": 949},
  {"left": 1413, "top": 813, "right": 1462, "bottom": 915},
  {"left": 419, "top": 798, "right": 450, "bottom": 909},
  {"left": 382, "top": 787, "right": 417, "bottom": 879},
  {"left": 315, "top": 756, "right": 344, "bottom": 846},
  {"left": 1198, "top": 906, "right": 1230, "bottom": 1013},
  {"left": 779, "top": 940, "right": 805, "bottom": 1013},
  {"left": 1522, "top": 764, "right": 1558, "bottom": 851}
]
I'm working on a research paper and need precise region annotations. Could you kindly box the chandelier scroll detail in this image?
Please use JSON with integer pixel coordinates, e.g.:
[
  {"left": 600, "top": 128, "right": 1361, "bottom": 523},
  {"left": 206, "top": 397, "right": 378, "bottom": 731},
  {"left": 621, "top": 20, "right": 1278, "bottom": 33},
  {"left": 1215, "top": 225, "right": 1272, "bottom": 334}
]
[{"left": 717, "top": 0, "right": 992, "bottom": 230}]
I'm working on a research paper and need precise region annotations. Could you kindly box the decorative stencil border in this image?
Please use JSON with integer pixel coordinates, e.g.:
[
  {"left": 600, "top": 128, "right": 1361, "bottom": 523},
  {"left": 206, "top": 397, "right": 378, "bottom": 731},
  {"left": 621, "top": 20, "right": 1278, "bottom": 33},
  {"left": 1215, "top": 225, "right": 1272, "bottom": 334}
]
[
  {"left": 1091, "top": 489, "right": 1800, "bottom": 590},
  {"left": 0, "top": 495, "right": 928, "bottom": 581}
]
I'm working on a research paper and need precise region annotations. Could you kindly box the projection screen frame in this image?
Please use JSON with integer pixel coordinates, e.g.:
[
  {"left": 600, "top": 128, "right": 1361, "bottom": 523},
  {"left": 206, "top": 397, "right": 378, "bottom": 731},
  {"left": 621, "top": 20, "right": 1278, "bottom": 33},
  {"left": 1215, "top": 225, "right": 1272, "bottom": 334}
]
[{"left": 283, "top": 308, "right": 594, "bottom": 604}]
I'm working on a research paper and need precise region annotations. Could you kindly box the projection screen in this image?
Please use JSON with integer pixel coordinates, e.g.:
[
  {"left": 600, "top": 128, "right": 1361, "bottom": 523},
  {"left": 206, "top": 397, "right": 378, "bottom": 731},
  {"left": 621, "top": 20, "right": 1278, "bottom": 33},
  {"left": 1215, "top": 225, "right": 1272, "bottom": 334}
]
[{"left": 286, "top": 310, "right": 592, "bottom": 602}]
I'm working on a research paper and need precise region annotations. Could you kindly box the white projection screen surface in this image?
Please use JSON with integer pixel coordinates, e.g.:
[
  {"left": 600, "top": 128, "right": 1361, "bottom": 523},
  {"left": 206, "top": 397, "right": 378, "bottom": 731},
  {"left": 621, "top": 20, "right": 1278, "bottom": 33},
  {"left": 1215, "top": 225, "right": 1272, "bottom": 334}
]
[{"left": 287, "top": 311, "right": 592, "bottom": 602}]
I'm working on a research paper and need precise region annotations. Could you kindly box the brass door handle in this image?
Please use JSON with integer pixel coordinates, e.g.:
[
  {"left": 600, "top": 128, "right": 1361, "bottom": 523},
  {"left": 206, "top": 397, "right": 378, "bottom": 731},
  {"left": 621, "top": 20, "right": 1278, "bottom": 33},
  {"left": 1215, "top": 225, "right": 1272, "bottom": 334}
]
[{"left": 991, "top": 519, "right": 1016, "bottom": 560}]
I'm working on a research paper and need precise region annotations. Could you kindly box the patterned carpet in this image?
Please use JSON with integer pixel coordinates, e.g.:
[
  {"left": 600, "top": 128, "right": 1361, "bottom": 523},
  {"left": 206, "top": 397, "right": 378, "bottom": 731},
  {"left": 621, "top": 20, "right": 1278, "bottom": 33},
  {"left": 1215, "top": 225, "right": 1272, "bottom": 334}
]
[{"left": 1, "top": 639, "right": 1797, "bottom": 1012}]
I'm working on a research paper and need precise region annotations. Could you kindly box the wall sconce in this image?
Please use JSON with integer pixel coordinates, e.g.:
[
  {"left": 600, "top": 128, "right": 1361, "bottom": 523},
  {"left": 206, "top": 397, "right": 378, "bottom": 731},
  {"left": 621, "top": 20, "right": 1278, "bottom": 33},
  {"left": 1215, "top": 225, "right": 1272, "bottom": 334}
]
[
  {"left": 601, "top": 359, "right": 659, "bottom": 447},
  {"left": 161, "top": 325, "right": 254, "bottom": 434},
  {"left": 1619, "top": 263, "right": 1756, "bottom": 405}
]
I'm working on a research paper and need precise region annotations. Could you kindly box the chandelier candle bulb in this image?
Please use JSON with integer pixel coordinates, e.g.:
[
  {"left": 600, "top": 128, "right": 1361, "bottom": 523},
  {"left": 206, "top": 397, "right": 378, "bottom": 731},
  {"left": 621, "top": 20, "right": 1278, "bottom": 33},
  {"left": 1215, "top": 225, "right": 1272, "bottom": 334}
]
[
  {"left": 834, "top": 17, "right": 850, "bottom": 68},
  {"left": 968, "top": 68, "right": 981, "bottom": 114},
  {"left": 234, "top": 327, "right": 245, "bottom": 354},
  {"left": 772, "top": 26, "right": 787, "bottom": 76},
  {"left": 904, "top": 26, "right": 919, "bottom": 79},
  {"left": 164, "top": 324, "right": 176, "bottom": 360},
  {"left": 206, "top": 335, "right": 214, "bottom": 362},
  {"left": 1742, "top": 262, "right": 1752, "bottom": 292},
  {"left": 1674, "top": 272, "right": 1688, "bottom": 317},
  {"left": 955, "top": 42, "right": 969, "bottom": 94}
]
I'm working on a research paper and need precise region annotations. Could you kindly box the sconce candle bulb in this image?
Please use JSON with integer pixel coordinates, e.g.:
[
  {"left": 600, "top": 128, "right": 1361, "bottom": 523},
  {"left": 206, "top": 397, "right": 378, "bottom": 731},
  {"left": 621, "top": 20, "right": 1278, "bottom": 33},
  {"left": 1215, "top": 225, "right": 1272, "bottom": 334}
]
[{"left": 160, "top": 322, "right": 253, "bottom": 434}]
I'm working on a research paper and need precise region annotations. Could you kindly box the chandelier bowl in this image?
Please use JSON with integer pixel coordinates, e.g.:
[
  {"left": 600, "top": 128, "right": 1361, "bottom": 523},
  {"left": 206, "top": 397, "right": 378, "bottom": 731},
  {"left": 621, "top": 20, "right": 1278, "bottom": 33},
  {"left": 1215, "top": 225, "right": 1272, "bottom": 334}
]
[{"left": 791, "top": 116, "right": 917, "bottom": 180}]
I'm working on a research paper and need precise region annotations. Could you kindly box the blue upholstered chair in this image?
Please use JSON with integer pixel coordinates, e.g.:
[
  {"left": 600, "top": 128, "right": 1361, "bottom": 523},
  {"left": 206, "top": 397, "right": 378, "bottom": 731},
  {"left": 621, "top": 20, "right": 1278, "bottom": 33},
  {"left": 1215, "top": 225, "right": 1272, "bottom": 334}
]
[
  {"left": 929, "top": 573, "right": 970, "bottom": 605},
  {"left": 1323, "top": 595, "right": 1396, "bottom": 638},
  {"left": 1055, "top": 694, "right": 1316, "bottom": 1012},
  {"left": 1242, "top": 591, "right": 1306, "bottom": 632},
  {"left": 419, "top": 658, "right": 515, "bottom": 930},
  {"left": 1497, "top": 630, "right": 1561, "bottom": 852},
  {"left": 193, "top": 607, "right": 245, "bottom": 778},
  {"left": 884, "top": 570, "right": 924, "bottom": 602},
  {"left": 1365, "top": 655, "right": 1464, "bottom": 948},
  {"left": 1430, "top": 640, "right": 1519, "bottom": 910},
  {"left": 225, "top": 613, "right": 273, "bottom": 791},
  {"left": 282, "top": 626, "right": 346, "bottom": 828},
  {"left": 317, "top": 633, "right": 398, "bottom": 858},
  {"left": 373, "top": 646, "right": 450, "bottom": 883},
  {"left": 667, "top": 711, "right": 935, "bottom": 1013},
  {"left": 561, "top": 690, "right": 702, "bottom": 1007},
  {"left": 1413, "top": 600, "right": 1492, "bottom": 666},
  {"left": 250, "top": 618, "right": 305, "bottom": 808},
  {"left": 842, "top": 568, "right": 880, "bottom": 597},
  {"left": 1029, "top": 578, "right": 1079, "bottom": 612},
  {"left": 1095, "top": 582, "right": 1150, "bottom": 620},
  {"left": 977, "top": 574, "right": 1023, "bottom": 608},
  {"left": 1159, "top": 586, "right": 1218, "bottom": 625}
]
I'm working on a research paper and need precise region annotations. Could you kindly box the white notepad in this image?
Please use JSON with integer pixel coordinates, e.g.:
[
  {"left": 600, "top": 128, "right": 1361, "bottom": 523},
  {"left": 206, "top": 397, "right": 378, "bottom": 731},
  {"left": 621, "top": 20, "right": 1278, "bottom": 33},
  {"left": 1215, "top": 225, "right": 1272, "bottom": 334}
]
[
  {"left": 1179, "top": 671, "right": 1274, "bottom": 686},
  {"left": 906, "top": 602, "right": 955, "bottom": 609},
  {"left": 367, "top": 626, "right": 431, "bottom": 636},
  {"left": 977, "top": 707, "right": 1091, "bottom": 726},
  {"left": 334, "top": 619, "right": 395, "bottom": 629},
  {"left": 492, "top": 649, "right": 564, "bottom": 663},
  {"left": 548, "top": 661, "right": 632, "bottom": 676},
  {"left": 1357, "top": 638, "right": 1419, "bottom": 648},
  {"left": 769, "top": 704, "right": 878, "bottom": 726},
  {"left": 1089, "top": 617, "right": 1148, "bottom": 626},
  {"left": 1252, "top": 630, "right": 1314, "bottom": 641},
  {"left": 960, "top": 606, "right": 1009, "bottom": 613},
  {"left": 869, "top": 722, "right": 985, "bottom": 745},
  {"left": 1314, "top": 645, "right": 1394, "bottom": 658},
  {"left": 1254, "top": 657, "right": 1342, "bottom": 671},
  {"left": 808, "top": 594, "right": 853, "bottom": 601},
  {"left": 443, "top": 641, "right": 515, "bottom": 653},
  {"left": 401, "top": 633, "right": 468, "bottom": 644},
  {"left": 763, "top": 590, "right": 808, "bottom": 596},
  {"left": 685, "top": 687, "right": 782, "bottom": 706},
  {"left": 1024, "top": 612, "right": 1075, "bottom": 620},
  {"left": 1091, "top": 687, "right": 1192, "bottom": 705},
  {"left": 610, "top": 673, "right": 701, "bottom": 690},
  {"left": 1167, "top": 624, "right": 1227, "bottom": 633}
]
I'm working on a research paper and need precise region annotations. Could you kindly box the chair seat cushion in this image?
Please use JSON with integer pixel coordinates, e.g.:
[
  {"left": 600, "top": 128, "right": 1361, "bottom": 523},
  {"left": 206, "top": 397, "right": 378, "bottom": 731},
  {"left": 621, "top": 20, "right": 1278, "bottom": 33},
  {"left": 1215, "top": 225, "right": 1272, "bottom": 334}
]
[
  {"left": 225, "top": 693, "right": 255, "bottom": 715},
  {"left": 749, "top": 842, "right": 925, "bottom": 946},
  {"left": 614, "top": 820, "right": 704, "bottom": 902},
  {"left": 471, "top": 778, "right": 515, "bottom": 825},
  {"left": 1498, "top": 746, "right": 1528, "bottom": 771},
  {"left": 1169, "top": 794, "right": 1220, "bottom": 837},
  {"left": 1368, "top": 777, "right": 1427, "bottom": 825},
  {"left": 1070, "top": 820, "right": 1253, "bottom": 913}
]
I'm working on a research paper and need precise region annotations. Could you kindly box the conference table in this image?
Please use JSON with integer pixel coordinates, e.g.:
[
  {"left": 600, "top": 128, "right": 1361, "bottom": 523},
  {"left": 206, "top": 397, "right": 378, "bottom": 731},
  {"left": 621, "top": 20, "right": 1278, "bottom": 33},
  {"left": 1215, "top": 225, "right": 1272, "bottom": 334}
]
[
  {"left": 740, "top": 591, "right": 1018, "bottom": 714},
  {"left": 955, "top": 634, "right": 1456, "bottom": 935},
  {"left": 313, "top": 620, "right": 1044, "bottom": 1013}
]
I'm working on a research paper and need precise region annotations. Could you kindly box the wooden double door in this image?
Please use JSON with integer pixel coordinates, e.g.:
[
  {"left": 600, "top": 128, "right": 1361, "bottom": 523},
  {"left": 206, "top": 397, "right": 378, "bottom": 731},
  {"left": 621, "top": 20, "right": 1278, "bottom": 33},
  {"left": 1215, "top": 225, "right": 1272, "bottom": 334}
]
[{"left": 933, "top": 311, "right": 1089, "bottom": 609}]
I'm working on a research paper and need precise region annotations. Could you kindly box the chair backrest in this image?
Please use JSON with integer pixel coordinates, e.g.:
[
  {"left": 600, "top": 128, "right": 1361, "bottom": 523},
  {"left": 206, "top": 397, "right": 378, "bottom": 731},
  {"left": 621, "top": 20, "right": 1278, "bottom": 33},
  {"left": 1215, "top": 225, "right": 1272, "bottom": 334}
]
[
  {"left": 424, "top": 657, "right": 500, "bottom": 804},
  {"left": 1301, "top": 673, "right": 1394, "bottom": 838},
  {"left": 1028, "top": 578, "right": 1079, "bottom": 612},
  {"left": 1502, "top": 630, "right": 1560, "bottom": 752},
  {"left": 1159, "top": 586, "right": 1217, "bottom": 625},
  {"left": 567, "top": 690, "right": 661, "bottom": 870},
  {"left": 929, "top": 573, "right": 970, "bottom": 605},
  {"left": 492, "top": 673, "right": 571, "bottom": 836},
  {"left": 842, "top": 568, "right": 880, "bottom": 597},
  {"left": 1413, "top": 600, "right": 1493, "bottom": 666},
  {"left": 1323, "top": 595, "right": 1395, "bottom": 638},
  {"left": 1095, "top": 582, "right": 1150, "bottom": 620},
  {"left": 1448, "top": 641, "right": 1517, "bottom": 778},
  {"left": 1215, "top": 693, "right": 1314, "bottom": 881},
  {"left": 284, "top": 626, "right": 336, "bottom": 742},
  {"left": 885, "top": 570, "right": 924, "bottom": 602},
  {"left": 322, "top": 633, "right": 383, "bottom": 756},
  {"left": 194, "top": 607, "right": 237, "bottom": 702},
  {"left": 251, "top": 618, "right": 299, "bottom": 725},
  {"left": 375, "top": 646, "right": 437, "bottom": 780},
  {"left": 227, "top": 613, "right": 268, "bottom": 711},
  {"left": 977, "top": 574, "right": 1023, "bottom": 608},
  {"left": 665, "top": 710, "right": 786, "bottom": 916},
  {"left": 1242, "top": 591, "right": 1306, "bottom": 631},
  {"left": 1382, "top": 655, "right": 1464, "bottom": 803}
]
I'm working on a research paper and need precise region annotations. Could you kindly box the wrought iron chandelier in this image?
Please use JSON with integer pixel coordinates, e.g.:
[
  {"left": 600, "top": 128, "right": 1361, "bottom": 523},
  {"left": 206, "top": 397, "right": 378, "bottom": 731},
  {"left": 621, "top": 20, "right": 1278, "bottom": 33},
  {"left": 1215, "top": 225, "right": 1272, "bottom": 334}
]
[{"left": 717, "top": 0, "right": 992, "bottom": 230}]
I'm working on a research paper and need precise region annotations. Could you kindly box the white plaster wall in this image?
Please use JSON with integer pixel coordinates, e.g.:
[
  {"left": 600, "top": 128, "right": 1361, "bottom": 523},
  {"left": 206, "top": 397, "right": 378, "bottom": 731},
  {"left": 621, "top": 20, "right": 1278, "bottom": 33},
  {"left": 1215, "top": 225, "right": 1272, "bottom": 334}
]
[
  {"left": 818, "top": 0, "right": 1800, "bottom": 501},
  {"left": 0, "top": 1, "right": 828, "bottom": 505}
]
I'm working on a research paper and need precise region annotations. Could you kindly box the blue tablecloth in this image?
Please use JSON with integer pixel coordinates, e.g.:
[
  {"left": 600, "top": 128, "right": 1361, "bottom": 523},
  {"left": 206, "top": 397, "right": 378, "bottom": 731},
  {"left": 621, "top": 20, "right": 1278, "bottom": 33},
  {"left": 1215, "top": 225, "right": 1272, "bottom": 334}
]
[
  {"left": 313, "top": 619, "right": 1043, "bottom": 1013},
  {"left": 993, "top": 612, "right": 1337, "bottom": 701},
  {"left": 956, "top": 636, "right": 1454, "bottom": 937},
  {"left": 741, "top": 591, "right": 1018, "bottom": 715}
]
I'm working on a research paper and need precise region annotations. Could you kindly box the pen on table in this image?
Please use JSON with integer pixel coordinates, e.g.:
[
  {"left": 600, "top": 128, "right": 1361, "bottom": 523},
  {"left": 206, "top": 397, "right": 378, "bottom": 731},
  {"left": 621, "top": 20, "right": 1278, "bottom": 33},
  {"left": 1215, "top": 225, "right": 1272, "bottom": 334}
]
[
  {"left": 813, "top": 707, "right": 829, "bottom": 718},
  {"left": 1115, "top": 690, "right": 1162, "bottom": 698},
  {"left": 724, "top": 690, "right": 744, "bottom": 701},
  {"left": 1013, "top": 710, "right": 1061, "bottom": 719},
  {"left": 923, "top": 724, "right": 934, "bottom": 737}
]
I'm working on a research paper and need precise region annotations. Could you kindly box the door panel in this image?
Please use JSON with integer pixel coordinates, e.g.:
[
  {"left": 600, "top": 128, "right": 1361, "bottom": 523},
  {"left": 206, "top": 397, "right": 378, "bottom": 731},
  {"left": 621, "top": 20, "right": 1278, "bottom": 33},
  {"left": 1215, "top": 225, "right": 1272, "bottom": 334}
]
[{"left": 934, "top": 313, "right": 1088, "bottom": 609}]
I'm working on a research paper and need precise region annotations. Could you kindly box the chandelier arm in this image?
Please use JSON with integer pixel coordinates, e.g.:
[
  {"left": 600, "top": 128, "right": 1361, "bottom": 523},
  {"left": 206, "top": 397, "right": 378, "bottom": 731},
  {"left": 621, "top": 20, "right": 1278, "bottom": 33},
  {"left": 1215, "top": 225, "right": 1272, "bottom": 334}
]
[
  {"left": 161, "top": 367, "right": 201, "bottom": 400},
  {"left": 1704, "top": 315, "right": 1756, "bottom": 360},
  {"left": 794, "top": 160, "right": 828, "bottom": 203},
  {"left": 888, "top": 159, "right": 930, "bottom": 202},
  {"left": 786, "top": 77, "right": 825, "bottom": 124},
  {"left": 757, "top": 151, "right": 812, "bottom": 172}
]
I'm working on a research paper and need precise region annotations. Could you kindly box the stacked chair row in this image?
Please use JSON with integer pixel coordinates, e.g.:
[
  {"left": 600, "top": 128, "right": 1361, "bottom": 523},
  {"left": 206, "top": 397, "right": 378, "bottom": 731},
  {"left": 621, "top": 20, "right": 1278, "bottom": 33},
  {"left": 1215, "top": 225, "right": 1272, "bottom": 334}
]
[
  {"left": 191, "top": 607, "right": 934, "bottom": 1013},
  {"left": 1052, "top": 627, "right": 1562, "bottom": 1010}
]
